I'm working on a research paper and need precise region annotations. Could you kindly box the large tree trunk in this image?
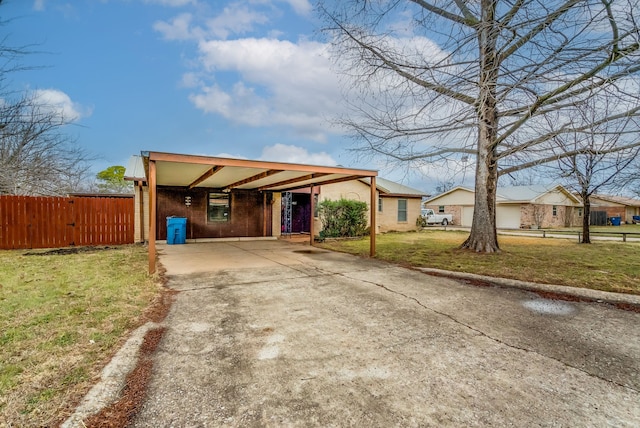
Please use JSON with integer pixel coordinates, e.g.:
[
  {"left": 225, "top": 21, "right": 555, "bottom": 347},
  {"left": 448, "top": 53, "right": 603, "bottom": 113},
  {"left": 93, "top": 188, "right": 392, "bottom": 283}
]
[
  {"left": 582, "top": 193, "right": 591, "bottom": 244},
  {"left": 461, "top": 0, "right": 501, "bottom": 253},
  {"left": 462, "top": 143, "right": 500, "bottom": 252}
]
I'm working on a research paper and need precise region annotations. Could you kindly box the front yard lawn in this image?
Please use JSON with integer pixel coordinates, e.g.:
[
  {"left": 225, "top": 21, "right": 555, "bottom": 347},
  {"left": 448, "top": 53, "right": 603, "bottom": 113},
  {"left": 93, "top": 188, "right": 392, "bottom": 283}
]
[
  {"left": 318, "top": 230, "right": 640, "bottom": 295},
  {"left": 0, "top": 245, "right": 162, "bottom": 427}
]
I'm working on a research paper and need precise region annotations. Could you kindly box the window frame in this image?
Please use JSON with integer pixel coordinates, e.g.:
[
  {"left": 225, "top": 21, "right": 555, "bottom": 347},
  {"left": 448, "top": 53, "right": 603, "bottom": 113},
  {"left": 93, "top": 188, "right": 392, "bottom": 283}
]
[
  {"left": 397, "top": 199, "right": 408, "bottom": 222},
  {"left": 208, "top": 192, "right": 230, "bottom": 223}
]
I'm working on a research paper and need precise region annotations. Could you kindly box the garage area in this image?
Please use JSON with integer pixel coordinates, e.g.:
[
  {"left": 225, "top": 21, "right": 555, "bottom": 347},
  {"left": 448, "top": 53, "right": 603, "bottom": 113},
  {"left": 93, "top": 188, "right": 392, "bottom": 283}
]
[
  {"left": 140, "top": 151, "right": 379, "bottom": 273},
  {"left": 131, "top": 240, "right": 640, "bottom": 427}
]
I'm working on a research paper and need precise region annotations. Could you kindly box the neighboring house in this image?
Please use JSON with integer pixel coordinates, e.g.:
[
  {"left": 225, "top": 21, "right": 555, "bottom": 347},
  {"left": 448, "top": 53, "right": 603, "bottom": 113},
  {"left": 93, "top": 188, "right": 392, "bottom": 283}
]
[
  {"left": 316, "top": 177, "right": 427, "bottom": 233},
  {"left": 424, "top": 184, "right": 582, "bottom": 229},
  {"left": 589, "top": 194, "right": 640, "bottom": 224}
]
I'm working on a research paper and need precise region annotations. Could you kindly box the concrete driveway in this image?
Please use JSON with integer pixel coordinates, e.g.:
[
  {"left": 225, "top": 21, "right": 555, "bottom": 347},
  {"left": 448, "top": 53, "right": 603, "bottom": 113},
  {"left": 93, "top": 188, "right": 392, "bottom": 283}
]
[{"left": 132, "top": 239, "right": 640, "bottom": 427}]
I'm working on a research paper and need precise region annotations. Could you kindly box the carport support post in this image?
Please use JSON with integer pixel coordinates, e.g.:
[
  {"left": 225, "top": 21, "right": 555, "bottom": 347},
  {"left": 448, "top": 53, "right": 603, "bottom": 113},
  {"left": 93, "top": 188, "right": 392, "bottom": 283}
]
[
  {"left": 262, "top": 192, "right": 267, "bottom": 237},
  {"left": 309, "top": 184, "right": 315, "bottom": 246},
  {"left": 148, "top": 160, "right": 157, "bottom": 274},
  {"left": 370, "top": 176, "right": 376, "bottom": 257}
]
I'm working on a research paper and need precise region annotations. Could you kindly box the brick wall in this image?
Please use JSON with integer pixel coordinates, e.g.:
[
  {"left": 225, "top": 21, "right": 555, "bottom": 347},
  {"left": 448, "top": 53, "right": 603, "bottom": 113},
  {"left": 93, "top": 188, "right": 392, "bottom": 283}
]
[{"left": 520, "top": 204, "right": 581, "bottom": 228}]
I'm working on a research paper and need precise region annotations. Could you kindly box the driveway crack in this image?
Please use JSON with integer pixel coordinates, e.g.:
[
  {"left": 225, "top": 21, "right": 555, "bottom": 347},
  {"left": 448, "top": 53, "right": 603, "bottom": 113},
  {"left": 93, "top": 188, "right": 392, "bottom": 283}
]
[{"left": 349, "top": 274, "right": 640, "bottom": 394}]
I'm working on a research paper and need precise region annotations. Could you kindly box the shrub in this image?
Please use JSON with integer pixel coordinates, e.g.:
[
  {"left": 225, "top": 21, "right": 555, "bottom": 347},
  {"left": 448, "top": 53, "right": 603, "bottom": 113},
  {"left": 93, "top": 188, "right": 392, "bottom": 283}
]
[{"left": 318, "top": 198, "right": 368, "bottom": 238}]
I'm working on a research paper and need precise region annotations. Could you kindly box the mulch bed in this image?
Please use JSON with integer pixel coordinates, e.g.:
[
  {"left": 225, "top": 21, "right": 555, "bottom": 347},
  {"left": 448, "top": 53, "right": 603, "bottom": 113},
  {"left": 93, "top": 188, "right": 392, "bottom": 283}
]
[{"left": 82, "top": 327, "right": 166, "bottom": 427}]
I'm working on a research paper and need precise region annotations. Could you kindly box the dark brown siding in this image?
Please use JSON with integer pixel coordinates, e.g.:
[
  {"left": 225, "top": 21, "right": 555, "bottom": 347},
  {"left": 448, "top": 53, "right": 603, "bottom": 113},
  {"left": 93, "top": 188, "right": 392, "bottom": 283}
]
[{"left": 156, "top": 187, "right": 272, "bottom": 240}]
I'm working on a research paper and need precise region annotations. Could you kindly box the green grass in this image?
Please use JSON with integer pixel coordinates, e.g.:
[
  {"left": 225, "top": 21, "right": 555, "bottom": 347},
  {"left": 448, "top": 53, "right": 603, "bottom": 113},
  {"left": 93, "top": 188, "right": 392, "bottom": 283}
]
[
  {"left": 0, "top": 245, "right": 161, "bottom": 427},
  {"left": 318, "top": 230, "right": 640, "bottom": 295}
]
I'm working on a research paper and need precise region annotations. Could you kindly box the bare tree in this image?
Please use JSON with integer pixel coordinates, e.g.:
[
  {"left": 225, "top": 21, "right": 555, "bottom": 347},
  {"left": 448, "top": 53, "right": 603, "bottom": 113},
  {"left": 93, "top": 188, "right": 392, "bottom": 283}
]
[
  {"left": 544, "top": 100, "right": 640, "bottom": 243},
  {"left": 0, "top": 92, "right": 94, "bottom": 196},
  {"left": 435, "top": 179, "right": 456, "bottom": 194},
  {"left": 319, "top": 0, "right": 640, "bottom": 252},
  {"left": 0, "top": 11, "right": 94, "bottom": 196}
]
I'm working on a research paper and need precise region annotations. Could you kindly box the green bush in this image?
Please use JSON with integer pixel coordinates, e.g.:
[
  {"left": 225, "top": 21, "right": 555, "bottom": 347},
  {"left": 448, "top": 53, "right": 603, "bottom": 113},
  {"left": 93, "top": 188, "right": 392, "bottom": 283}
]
[{"left": 318, "top": 198, "right": 368, "bottom": 238}]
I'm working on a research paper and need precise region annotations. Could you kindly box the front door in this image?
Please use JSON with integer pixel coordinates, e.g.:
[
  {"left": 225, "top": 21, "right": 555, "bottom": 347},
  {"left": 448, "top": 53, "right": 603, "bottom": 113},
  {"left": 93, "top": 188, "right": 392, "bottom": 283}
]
[{"left": 291, "top": 193, "right": 311, "bottom": 233}]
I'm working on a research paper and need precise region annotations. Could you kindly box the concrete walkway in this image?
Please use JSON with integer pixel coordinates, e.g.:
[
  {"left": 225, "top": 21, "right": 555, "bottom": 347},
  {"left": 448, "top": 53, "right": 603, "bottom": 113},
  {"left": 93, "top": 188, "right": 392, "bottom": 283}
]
[{"left": 132, "top": 240, "right": 640, "bottom": 427}]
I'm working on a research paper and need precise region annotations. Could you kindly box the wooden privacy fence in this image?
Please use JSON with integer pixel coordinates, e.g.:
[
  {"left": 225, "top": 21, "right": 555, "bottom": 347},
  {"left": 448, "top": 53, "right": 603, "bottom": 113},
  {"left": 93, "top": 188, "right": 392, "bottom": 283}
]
[{"left": 0, "top": 195, "right": 134, "bottom": 249}]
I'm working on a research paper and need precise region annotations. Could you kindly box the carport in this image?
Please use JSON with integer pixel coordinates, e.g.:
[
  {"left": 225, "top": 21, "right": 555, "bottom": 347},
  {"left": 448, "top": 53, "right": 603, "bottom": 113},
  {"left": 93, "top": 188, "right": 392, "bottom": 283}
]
[{"left": 142, "top": 151, "right": 378, "bottom": 273}]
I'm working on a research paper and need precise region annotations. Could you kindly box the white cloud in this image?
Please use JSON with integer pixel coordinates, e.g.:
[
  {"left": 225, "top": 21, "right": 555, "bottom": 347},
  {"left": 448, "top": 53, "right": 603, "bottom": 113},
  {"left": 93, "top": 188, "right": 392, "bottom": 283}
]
[
  {"left": 32, "top": 89, "right": 90, "bottom": 122},
  {"left": 33, "top": 0, "right": 46, "bottom": 11},
  {"left": 205, "top": 4, "right": 270, "bottom": 39},
  {"left": 153, "top": 1, "right": 343, "bottom": 141},
  {"left": 154, "top": 3, "right": 274, "bottom": 41},
  {"left": 260, "top": 144, "right": 337, "bottom": 166},
  {"left": 180, "top": 72, "right": 202, "bottom": 88},
  {"left": 189, "top": 38, "right": 342, "bottom": 141},
  {"left": 153, "top": 13, "right": 204, "bottom": 41},
  {"left": 281, "top": 0, "right": 312, "bottom": 16}
]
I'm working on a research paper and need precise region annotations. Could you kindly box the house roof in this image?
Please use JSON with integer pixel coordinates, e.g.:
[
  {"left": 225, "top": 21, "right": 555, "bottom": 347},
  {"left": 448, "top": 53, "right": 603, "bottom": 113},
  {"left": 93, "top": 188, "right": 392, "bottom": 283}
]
[
  {"left": 131, "top": 151, "right": 377, "bottom": 192},
  {"left": 497, "top": 184, "right": 581, "bottom": 204},
  {"left": 425, "top": 184, "right": 581, "bottom": 204},
  {"left": 359, "top": 177, "right": 427, "bottom": 197},
  {"left": 591, "top": 194, "right": 640, "bottom": 207},
  {"left": 423, "top": 186, "right": 473, "bottom": 203}
]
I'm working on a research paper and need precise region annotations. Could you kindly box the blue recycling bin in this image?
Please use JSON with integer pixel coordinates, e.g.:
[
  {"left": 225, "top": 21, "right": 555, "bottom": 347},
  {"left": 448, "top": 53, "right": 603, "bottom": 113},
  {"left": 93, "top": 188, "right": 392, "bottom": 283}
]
[
  {"left": 633, "top": 215, "right": 640, "bottom": 224},
  {"left": 166, "top": 217, "right": 187, "bottom": 244},
  {"left": 610, "top": 216, "right": 621, "bottom": 226}
]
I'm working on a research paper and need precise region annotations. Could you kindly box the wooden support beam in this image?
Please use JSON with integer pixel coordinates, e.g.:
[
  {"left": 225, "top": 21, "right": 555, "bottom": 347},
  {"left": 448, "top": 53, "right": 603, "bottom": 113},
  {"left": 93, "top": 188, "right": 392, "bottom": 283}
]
[
  {"left": 258, "top": 173, "right": 330, "bottom": 191},
  {"left": 370, "top": 176, "right": 376, "bottom": 257},
  {"left": 224, "top": 169, "right": 283, "bottom": 191},
  {"left": 148, "top": 160, "right": 157, "bottom": 274},
  {"left": 263, "top": 192, "right": 267, "bottom": 237},
  {"left": 309, "top": 184, "right": 315, "bottom": 246},
  {"left": 188, "top": 165, "right": 224, "bottom": 189},
  {"left": 281, "top": 175, "right": 363, "bottom": 192},
  {"left": 149, "top": 151, "right": 377, "bottom": 177}
]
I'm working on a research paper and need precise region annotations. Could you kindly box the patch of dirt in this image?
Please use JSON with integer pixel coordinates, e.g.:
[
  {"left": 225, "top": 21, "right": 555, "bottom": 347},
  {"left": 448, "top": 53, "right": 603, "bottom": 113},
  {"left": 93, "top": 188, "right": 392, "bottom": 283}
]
[
  {"left": 81, "top": 327, "right": 166, "bottom": 428},
  {"left": 53, "top": 262, "right": 176, "bottom": 427},
  {"left": 420, "top": 269, "right": 495, "bottom": 288},
  {"left": 425, "top": 270, "right": 640, "bottom": 314},
  {"left": 76, "top": 273, "right": 176, "bottom": 427},
  {"left": 534, "top": 290, "right": 640, "bottom": 313},
  {"left": 23, "top": 246, "right": 120, "bottom": 256},
  {"left": 293, "top": 249, "right": 329, "bottom": 254}
]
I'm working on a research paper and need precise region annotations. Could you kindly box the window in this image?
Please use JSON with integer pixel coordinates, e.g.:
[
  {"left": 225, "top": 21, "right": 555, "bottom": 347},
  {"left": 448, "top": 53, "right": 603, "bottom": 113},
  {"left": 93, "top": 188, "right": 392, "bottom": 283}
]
[
  {"left": 378, "top": 197, "right": 383, "bottom": 212},
  {"left": 397, "top": 199, "right": 407, "bottom": 222},
  {"left": 552, "top": 205, "right": 558, "bottom": 216},
  {"left": 208, "top": 192, "right": 230, "bottom": 222},
  {"left": 578, "top": 207, "right": 583, "bottom": 217},
  {"left": 313, "top": 194, "right": 319, "bottom": 218},
  {"left": 438, "top": 205, "right": 445, "bottom": 213}
]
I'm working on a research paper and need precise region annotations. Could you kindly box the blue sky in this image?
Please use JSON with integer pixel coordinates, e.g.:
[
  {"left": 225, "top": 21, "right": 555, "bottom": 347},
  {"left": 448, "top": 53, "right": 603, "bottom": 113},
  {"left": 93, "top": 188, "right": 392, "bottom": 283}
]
[{"left": 5, "top": 0, "right": 439, "bottom": 188}]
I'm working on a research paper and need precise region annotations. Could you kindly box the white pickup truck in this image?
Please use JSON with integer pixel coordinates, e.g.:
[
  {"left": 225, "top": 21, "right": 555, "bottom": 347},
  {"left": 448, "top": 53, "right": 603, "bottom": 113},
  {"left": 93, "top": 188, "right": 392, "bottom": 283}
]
[{"left": 420, "top": 209, "right": 453, "bottom": 226}]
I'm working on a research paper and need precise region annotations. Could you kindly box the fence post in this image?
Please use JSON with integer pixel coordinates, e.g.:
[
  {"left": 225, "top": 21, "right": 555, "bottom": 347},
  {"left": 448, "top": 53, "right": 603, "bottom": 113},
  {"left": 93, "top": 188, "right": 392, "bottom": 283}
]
[
  {"left": 578, "top": 232, "right": 581, "bottom": 243},
  {"left": 623, "top": 233, "right": 627, "bottom": 242}
]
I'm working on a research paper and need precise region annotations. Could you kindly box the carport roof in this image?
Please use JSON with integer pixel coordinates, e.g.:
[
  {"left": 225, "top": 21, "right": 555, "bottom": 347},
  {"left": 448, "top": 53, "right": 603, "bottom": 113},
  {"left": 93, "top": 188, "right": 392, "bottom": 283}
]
[{"left": 141, "top": 151, "right": 377, "bottom": 191}]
